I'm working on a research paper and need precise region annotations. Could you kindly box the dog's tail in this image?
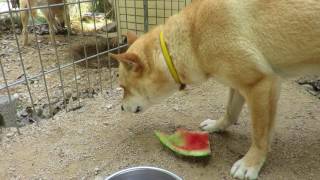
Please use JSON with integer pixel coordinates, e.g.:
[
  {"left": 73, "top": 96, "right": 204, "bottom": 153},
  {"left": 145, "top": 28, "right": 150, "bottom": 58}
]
[{"left": 69, "top": 35, "right": 128, "bottom": 68}]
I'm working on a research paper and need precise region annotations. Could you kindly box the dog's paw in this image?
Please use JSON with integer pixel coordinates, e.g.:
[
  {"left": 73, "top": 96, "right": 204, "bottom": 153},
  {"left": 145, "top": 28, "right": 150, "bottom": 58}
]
[
  {"left": 230, "top": 158, "right": 260, "bottom": 180},
  {"left": 200, "top": 119, "right": 225, "bottom": 132}
]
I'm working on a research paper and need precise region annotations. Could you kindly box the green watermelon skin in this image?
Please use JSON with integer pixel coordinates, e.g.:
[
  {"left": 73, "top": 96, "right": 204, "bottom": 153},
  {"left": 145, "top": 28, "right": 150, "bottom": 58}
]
[{"left": 155, "top": 129, "right": 211, "bottom": 157}]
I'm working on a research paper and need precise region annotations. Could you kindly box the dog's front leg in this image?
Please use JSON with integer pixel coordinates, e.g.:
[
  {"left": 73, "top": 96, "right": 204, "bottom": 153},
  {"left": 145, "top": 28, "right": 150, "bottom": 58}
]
[
  {"left": 63, "top": 5, "right": 71, "bottom": 33},
  {"left": 231, "top": 76, "right": 280, "bottom": 180},
  {"left": 42, "top": 9, "right": 57, "bottom": 45},
  {"left": 200, "top": 88, "right": 245, "bottom": 132}
]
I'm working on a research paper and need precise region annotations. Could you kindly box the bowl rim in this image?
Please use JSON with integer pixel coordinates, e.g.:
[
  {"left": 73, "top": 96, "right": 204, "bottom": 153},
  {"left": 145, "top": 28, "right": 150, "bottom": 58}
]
[{"left": 105, "top": 166, "right": 183, "bottom": 180}]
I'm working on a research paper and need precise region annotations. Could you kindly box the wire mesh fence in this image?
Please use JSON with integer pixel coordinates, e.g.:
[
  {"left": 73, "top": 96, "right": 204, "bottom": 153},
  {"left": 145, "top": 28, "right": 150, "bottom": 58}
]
[
  {"left": 0, "top": 0, "right": 191, "bottom": 132},
  {"left": 117, "top": 0, "right": 191, "bottom": 35}
]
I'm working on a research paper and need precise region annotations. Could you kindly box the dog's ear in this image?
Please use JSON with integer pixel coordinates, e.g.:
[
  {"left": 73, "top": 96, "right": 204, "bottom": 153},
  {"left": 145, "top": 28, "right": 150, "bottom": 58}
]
[
  {"left": 127, "top": 31, "right": 138, "bottom": 45},
  {"left": 109, "top": 52, "right": 143, "bottom": 72}
]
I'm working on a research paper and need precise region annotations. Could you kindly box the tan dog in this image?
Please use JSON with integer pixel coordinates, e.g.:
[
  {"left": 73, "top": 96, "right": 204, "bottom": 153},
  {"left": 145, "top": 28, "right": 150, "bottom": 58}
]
[
  {"left": 20, "top": 0, "right": 70, "bottom": 46},
  {"left": 111, "top": 0, "right": 320, "bottom": 179}
]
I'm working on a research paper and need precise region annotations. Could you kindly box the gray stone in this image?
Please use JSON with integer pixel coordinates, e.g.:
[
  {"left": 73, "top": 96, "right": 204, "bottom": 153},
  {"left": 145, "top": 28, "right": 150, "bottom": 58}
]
[
  {"left": 74, "top": 75, "right": 81, "bottom": 81},
  {"left": 94, "top": 167, "right": 101, "bottom": 175},
  {"left": 65, "top": 90, "right": 72, "bottom": 100},
  {"left": 6, "top": 132, "right": 15, "bottom": 138},
  {"left": 106, "top": 104, "right": 113, "bottom": 110},
  {"left": 0, "top": 95, "right": 18, "bottom": 127}
]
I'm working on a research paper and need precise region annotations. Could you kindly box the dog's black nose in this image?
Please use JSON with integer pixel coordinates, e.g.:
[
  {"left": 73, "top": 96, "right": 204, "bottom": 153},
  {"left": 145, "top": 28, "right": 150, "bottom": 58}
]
[
  {"left": 134, "top": 106, "right": 141, "bottom": 113},
  {"left": 121, "top": 105, "right": 124, "bottom": 111}
]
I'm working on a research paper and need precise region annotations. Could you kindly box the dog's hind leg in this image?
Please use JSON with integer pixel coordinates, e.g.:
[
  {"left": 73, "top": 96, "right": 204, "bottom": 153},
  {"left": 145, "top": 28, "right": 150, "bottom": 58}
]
[
  {"left": 231, "top": 76, "right": 280, "bottom": 180},
  {"left": 20, "top": 4, "right": 29, "bottom": 46},
  {"left": 200, "top": 88, "right": 245, "bottom": 132}
]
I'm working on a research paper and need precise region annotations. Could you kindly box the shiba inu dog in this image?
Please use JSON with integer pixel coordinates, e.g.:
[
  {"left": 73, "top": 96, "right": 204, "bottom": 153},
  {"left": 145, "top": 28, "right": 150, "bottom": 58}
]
[
  {"left": 110, "top": 0, "right": 320, "bottom": 179},
  {"left": 19, "top": 0, "right": 70, "bottom": 46}
]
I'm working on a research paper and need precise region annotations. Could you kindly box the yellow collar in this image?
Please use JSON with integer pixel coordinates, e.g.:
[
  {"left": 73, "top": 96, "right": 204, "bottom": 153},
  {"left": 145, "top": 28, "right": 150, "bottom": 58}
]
[{"left": 160, "top": 31, "right": 186, "bottom": 90}]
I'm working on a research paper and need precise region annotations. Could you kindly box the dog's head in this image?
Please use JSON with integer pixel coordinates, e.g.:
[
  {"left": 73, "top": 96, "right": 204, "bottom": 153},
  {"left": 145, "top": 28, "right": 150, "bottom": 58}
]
[{"left": 111, "top": 31, "right": 179, "bottom": 113}]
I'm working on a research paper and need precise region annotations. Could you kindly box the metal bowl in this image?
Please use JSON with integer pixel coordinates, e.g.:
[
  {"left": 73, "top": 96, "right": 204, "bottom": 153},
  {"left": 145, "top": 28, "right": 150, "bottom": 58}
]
[{"left": 105, "top": 166, "right": 183, "bottom": 180}]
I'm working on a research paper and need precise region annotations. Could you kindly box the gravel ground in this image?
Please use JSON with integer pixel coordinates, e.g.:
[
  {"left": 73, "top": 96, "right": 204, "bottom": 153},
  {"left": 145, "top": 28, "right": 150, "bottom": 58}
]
[{"left": 0, "top": 79, "right": 319, "bottom": 180}]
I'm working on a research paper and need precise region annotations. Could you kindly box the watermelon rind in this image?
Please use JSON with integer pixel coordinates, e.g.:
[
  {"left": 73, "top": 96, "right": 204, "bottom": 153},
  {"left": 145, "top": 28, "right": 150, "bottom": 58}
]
[{"left": 155, "top": 131, "right": 211, "bottom": 157}]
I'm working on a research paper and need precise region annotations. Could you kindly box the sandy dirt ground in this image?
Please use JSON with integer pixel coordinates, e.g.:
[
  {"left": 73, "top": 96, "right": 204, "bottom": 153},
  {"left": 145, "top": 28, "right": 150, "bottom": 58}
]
[{"left": 0, "top": 79, "right": 319, "bottom": 180}]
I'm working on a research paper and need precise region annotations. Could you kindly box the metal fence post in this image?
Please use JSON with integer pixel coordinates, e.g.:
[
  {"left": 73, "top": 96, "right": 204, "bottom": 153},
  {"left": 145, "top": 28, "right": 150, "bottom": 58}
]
[{"left": 143, "top": 0, "right": 148, "bottom": 32}]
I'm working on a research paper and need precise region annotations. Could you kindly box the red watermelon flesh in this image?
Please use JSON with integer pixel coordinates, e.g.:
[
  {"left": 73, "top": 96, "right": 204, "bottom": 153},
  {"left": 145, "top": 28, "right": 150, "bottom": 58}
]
[{"left": 155, "top": 129, "right": 211, "bottom": 157}]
